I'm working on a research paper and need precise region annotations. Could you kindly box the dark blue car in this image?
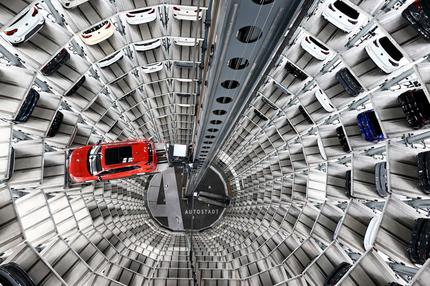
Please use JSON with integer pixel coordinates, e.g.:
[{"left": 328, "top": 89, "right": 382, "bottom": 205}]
[
  {"left": 357, "top": 110, "right": 384, "bottom": 142},
  {"left": 14, "top": 88, "right": 40, "bottom": 122}
]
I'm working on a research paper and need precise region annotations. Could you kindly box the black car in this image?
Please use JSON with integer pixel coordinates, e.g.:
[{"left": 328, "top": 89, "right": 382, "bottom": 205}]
[
  {"left": 46, "top": 111, "right": 63, "bottom": 137},
  {"left": 41, "top": 48, "right": 70, "bottom": 76},
  {"left": 402, "top": 0, "right": 430, "bottom": 40},
  {"left": 324, "top": 262, "right": 352, "bottom": 286},
  {"left": 336, "top": 126, "right": 351, "bottom": 152},
  {"left": 345, "top": 170, "right": 352, "bottom": 197},
  {"left": 285, "top": 61, "right": 308, "bottom": 81},
  {"left": 299, "top": 105, "right": 313, "bottom": 124},
  {"left": 397, "top": 89, "right": 430, "bottom": 129},
  {"left": 335, "top": 68, "right": 364, "bottom": 96},
  {"left": 417, "top": 150, "right": 430, "bottom": 193},
  {"left": 65, "top": 76, "right": 86, "bottom": 97},
  {"left": 14, "top": 88, "right": 40, "bottom": 122},
  {"left": 374, "top": 161, "right": 388, "bottom": 197},
  {"left": 407, "top": 218, "right": 430, "bottom": 264},
  {"left": 0, "top": 262, "right": 35, "bottom": 286}
]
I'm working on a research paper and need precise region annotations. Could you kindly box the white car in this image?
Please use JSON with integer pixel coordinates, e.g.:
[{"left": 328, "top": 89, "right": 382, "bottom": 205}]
[
  {"left": 134, "top": 38, "right": 162, "bottom": 51},
  {"left": 142, "top": 62, "right": 163, "bottom": 73},
  {"left": 301, "top": 35, "right": 331, "bottom": 61},
  {"left": 172, "top": 37, "right": 199, "bottom": 46},
  {"left": 364, "top": 214, "right": 382, "bottom": 251},
  {"left": 315, "top": 88, "right": 335, "bottom": 112},
  {"left": 322, "top": 0, "right": 361, "bottom": 32},
  {"left": 3, "top": 5, "right": 45, "bottom": 45},
  {"left": 125, "top": 7, "right": 157, "bottom": 25},
  {"left": 98, "top": 50, "right": 123, "bottom": 68},
  {"left": 58, "top": 0, "right": 90, "bottom": 9},
  {"left": 80, "top": 20, "right": 114, "bottom": 46},
  {"left": 172, "top": 5, "right": 202, "bottom": 21},
  {"left": 317, "top": 134, "right": 327, "bottom": 160},
  {"left": 365, "top": 36, "right": 408, "bottom": 73}
]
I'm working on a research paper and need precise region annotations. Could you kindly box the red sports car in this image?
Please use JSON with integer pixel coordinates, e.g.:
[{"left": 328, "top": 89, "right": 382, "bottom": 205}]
[{"left": 68, "top": 139, "right": 157, "bottom": 183}]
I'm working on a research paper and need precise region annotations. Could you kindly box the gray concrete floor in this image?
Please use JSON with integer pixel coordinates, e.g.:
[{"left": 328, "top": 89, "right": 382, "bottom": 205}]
[
  {"left": 146, "top": 166, "right": 227, "bottom": 231},
  {"left": 146, "top": 167, "right": 184, "bottom": 231}
]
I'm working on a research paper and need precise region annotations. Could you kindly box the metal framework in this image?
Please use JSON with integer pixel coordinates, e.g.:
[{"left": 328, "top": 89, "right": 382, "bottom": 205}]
[
  {"left": 1, "top": 0, "right": 430, "bottom": 285},
  {"left": 188, "top": 0, "right": 308, "bottom": 193}
]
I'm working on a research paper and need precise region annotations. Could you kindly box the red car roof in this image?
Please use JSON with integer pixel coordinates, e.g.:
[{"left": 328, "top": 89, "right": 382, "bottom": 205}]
[{"left": 69, "top": 140, "right": 156, "bottom": 183}]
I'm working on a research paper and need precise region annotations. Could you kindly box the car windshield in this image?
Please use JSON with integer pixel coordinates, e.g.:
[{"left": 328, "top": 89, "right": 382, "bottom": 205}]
[
  {"left": 147, "top": 143, "right": 153, "bottom": 164},
  {"left": 379, "top": 37, "right": 403, "bottom": 61},
  {"left": 129, "top": 7, "right": 153, "bottom": 14},
  {"left": 368, "top": 111, "right": 383, "bottom": 134},
  {"left": 88, "top": 145, "right": 102, "bottom": 175},
  {"left": 105, "top": 146, "right": 133, "bottom": 165},
  {"left": 333, "top": 0, "right": 359, "bottom": 19},
  {"left": 83, "top": 21, "right": 108, "bottom": 34},
  {"left": 285, "top": 62, "right": 308, "bottom": 80},
  {"left": 309, "top": 36, "right": 329, "bottom": 51}
]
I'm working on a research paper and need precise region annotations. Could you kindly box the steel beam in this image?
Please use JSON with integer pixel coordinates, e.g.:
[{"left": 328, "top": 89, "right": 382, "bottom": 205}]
[{"left": 188, "top": 0, "right": 313, "bottom": 195}]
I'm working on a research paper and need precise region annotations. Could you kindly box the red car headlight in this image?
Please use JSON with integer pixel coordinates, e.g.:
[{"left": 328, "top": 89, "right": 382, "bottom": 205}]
[
  {"left": 389, "top": 58, "right": 399, "bottom": 66},
  {"left": 32, "top": 7, "right": 38, "bottom": 17},
  {"left": 5, "top": 28, "right": 18, "bottom": 36}
]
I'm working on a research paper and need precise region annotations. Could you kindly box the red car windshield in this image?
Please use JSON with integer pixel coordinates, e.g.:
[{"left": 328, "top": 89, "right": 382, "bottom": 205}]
[
  {"left": 147, "top": 143, "right": 153, "bottom": 164},
  {"left": 88, "top": 145, "right": 102, "bottom": 175}
]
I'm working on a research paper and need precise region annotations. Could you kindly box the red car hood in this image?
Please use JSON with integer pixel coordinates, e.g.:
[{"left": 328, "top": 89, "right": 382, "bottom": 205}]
[{"left": 69, "top": 146, "right": 92, "bottom": 181}]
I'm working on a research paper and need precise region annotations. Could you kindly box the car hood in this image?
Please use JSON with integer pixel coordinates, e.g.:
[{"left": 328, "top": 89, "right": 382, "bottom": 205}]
[
  {"left": 132, "top": 142, "right": 150, "bottom": 164},
  {"left": 69, "top": 146, "right": 92, "bottom": 179}
]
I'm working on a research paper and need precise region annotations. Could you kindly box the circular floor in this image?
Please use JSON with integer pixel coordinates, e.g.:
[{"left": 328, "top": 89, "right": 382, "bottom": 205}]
[{"left": 146, "top": 166, "right": 227, "bottom": 231}]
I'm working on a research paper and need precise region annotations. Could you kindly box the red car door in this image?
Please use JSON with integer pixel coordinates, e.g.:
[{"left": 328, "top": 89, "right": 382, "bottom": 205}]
[{"left": 99, "top": 165, "right": 141, "bottom": 181}]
